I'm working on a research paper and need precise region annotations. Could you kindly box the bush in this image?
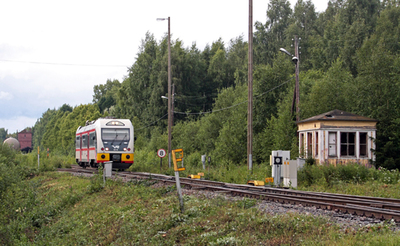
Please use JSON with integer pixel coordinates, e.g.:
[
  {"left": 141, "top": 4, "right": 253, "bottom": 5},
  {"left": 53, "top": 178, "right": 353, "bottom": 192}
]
[
  {"left": 336, "top": 163, "right": 369, "bottom": 183},
  {"left": 299, "top": 163, "right": 379, "bottom": 188},
  {"left": 371, "top": 167, "right": 400, "bottom": 184},
  {"left": 298, "top": 164, "right": 323, "bottom": 187}
]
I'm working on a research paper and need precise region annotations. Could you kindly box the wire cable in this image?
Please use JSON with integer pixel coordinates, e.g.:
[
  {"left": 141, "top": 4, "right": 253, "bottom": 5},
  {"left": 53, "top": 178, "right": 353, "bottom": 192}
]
[
  {"left": 173, "top": 76, "right": 295, "bottom": 115},
  {"left": 135, "top": 113, "right": 168, "bottom": 131},
  {"left": 133, "top": 76, "right": 294, "bottom": 130},
  {"left": 0, "top": 59, "right": 128, "bottom": 67}
]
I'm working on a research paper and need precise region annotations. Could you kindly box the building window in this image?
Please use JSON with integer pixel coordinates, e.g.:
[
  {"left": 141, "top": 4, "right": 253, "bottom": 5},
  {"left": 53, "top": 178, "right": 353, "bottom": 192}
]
[
  {"left": 341, "top": 132, "right": 355, "bottom": 156},
  {"left": 299, "top": 133, "right": 305, "bottom": 157},
  {"left": 359, "top": 132, "right": 367, "bottom": 157},
  {"left": 307, "top": 132, "right": 312, "bottom": 157},
  {"left": 315, "top": 132, "right": 319, "bottom": 157}
]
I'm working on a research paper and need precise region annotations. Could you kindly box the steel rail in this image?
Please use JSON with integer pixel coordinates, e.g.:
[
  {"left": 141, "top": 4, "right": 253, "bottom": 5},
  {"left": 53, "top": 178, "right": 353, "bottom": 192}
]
[{"left": 61, "top": 167, "right": 400, "bottom": 221}]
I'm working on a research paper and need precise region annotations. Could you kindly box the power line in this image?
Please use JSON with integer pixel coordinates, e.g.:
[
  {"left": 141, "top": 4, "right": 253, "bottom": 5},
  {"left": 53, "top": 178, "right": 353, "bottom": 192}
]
[
  {"left": 173, "top": 76, "right": 295, "bottom": 115},
  {"left": 135, "top": 113, "right": 168, "bottom": 131},
  {"left": 0, "top": 59, "right": 128, "bottom": 68},
  {"left": 132, "top": 76, "right": 294, "bottom": 130}
]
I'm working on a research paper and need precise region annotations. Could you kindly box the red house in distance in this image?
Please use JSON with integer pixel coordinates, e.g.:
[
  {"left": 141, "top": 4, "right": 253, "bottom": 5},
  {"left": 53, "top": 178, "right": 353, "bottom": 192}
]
[{"left": 18, "top": 128, "right": 33, "bottom": 153}]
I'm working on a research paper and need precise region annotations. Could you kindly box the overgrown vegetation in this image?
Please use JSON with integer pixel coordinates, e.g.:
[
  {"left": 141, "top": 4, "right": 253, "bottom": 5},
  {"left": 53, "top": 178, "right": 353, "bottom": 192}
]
[
  {"left": 297, "top": 162, "right": 400, "bottom": 199},
  {"left": 2, "top": 145, "right": 400, "bottom": 245}
]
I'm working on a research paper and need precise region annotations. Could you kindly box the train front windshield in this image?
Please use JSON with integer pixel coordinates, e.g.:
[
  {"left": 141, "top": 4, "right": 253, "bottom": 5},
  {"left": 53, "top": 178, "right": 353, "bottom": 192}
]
[{"left": 101, "top": 129, "right": 130, "bottom": 141}]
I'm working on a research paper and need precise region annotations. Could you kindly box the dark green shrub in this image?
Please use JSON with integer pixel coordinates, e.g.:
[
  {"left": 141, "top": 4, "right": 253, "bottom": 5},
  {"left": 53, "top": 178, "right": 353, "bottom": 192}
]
[
  {"left": 323, "top": 165, "right": 337, "bottom": 187},
  {"left": 305, "top": 156, "right": 316, "bottom": 166},
  {"left": 336, "top": 163, "right": 369, "bottom": 183},
  {"left": 298, "top": 165, "right": 315, "bottom": 187}
]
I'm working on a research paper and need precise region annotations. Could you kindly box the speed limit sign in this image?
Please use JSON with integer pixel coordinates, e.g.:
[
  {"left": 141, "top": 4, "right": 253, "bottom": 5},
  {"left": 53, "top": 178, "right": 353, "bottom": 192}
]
[{"left": 157, "top": 149, "right": 167, "bottom": 158}]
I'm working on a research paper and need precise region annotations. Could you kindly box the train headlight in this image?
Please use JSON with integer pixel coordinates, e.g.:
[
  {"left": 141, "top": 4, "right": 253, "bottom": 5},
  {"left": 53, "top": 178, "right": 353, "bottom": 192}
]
[
  {"left": 128, "top": 148, "right": 131, "bottom": 151},
  {"left": 123, "top": 148, "right": 127, "bottom": 151},
  {"left": 101, "top": 147, "right": 104, "bottom": 151},
  {"left": 105, "top": 147, "right": 109, "bottom": 151}
]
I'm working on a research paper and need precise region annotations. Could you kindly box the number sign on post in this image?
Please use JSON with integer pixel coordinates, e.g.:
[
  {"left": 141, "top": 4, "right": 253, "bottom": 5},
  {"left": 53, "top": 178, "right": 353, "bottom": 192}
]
[
  {"left": 157, "top": 149, "right": 166, "bottom": 172},
  {"left": 157, "top": 149, "right": 166, "bottom": 158}
]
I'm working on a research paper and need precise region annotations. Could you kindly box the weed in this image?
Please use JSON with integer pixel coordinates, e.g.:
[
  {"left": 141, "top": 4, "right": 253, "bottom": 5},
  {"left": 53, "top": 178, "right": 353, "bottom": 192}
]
[
  {"left": 87, "top": 167, "right": 104, "bottom": 193},
  {"left": 235, "top": 198, "right": 257, "bottom": 209}
]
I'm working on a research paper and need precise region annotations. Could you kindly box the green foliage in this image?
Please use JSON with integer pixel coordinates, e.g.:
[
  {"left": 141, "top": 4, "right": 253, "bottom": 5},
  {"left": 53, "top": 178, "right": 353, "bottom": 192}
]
[
  {"left": 92, "top": 79, "right": 121, "bottom": 113},
  {"left": 299, "top": 163, "right": 378, "bottom": 188},
  {"left": 301, "top": 59, "right": 354, "bottom": 119},
  {"left": 39, "top": 104, "right": 102, "bottom": 155},
  {"left": 0, "top": 128, "right": 8, "bottom": 143},
  {"left": 32, "top": 108, "right": 56, "bottom": 149},
  {"left": 87, "top": 167, "right": 104, "bottom": 193}
]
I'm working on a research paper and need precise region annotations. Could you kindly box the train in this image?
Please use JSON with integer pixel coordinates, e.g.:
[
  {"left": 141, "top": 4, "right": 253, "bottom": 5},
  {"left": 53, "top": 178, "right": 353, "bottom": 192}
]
[{"left": 75, "top": 118, "right": 135, "bottom": 170}]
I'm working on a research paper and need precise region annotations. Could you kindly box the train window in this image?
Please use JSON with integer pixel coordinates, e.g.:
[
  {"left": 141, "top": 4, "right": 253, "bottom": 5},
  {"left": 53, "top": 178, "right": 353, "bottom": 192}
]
[
  {"left": 101, "top": 128, "right": 130, "bottom": 141},
  {"left": 76, "top": 136, "right": 80, "bottom": 149},
  {"left": 82, "top": 134, "right": 88, "bottom": 148},
  {"left": 89, "top": 132, "right": 96, "bottom": 148}
]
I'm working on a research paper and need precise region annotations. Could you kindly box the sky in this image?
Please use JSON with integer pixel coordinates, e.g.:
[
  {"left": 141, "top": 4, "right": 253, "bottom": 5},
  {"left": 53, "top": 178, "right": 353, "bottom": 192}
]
[{"left": 0, "top": 0, "right": 329, "bottom": 134}]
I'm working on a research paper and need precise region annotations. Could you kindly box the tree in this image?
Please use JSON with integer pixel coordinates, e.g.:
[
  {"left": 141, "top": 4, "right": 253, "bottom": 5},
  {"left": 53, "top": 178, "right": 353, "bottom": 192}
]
[
  {"left": 285, "top": 0, "right": 318, "bottom": 70},
  {"left": 253, "top": 54, "right": 293, "bottom": 133},
  {"left": 0, "top": 128, "right": 7, "bottom": 143},
  {"left": 353, "top": 12, "right": 400, "bottom": 168},
  {"left": 301, "top": 59, "right": 354, "bottom": 118},
  {"left": 32, "top": 109, "right": 57, "bottom": 148},
  {"left": 93, "top": 79, "right": 121, "bottom": 113},
  {"left": 254, "top": 0, "right": 293, "bottom": 65}
]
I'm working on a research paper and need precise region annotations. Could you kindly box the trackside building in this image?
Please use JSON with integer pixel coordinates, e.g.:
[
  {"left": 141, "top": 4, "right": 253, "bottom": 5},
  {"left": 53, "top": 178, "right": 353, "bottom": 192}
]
[{"left": 297, "top": 109, "right": 377, "bottom": 166}]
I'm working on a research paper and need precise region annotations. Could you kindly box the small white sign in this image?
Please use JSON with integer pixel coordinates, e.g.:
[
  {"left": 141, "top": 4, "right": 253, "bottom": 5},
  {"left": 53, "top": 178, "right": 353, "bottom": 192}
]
[{"left": 157, "top": 148, "right": 167, "bottom": 158}]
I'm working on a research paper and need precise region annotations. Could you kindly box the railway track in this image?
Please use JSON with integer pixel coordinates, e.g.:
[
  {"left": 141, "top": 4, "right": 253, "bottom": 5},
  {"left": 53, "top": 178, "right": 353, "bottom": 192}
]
[{"left": 59, "top": 165, "right": 400, "bottom": 222}]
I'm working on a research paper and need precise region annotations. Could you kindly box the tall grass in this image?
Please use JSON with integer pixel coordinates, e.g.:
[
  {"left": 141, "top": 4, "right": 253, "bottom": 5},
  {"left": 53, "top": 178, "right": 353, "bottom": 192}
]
[{"left": 297, "top": 162, "right": 400, "bottom": 198}]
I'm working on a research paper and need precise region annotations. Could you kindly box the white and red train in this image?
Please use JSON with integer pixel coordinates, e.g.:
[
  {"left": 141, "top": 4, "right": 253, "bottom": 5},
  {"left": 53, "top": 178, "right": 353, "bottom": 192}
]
[{"left": 75, "top": 118, "right": 134, "bottom": 169}]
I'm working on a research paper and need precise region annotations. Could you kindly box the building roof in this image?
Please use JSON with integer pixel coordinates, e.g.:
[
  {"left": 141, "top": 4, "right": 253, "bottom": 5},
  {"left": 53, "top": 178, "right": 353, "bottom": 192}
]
[
  {"left": 297, "top": 109, "right": 377, "bottom": 124},
  {"left": 18, "top": 128, "right": 32, "bottom": 134}
]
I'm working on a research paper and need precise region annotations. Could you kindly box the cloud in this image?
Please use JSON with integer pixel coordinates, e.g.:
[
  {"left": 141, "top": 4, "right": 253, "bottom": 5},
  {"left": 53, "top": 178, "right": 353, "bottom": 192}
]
[
  {"left": 0, "top": 116, "right": 37, "bottom": 133},
  {"left": 0, "top": 91, "right": 13, "bottom": 100}
]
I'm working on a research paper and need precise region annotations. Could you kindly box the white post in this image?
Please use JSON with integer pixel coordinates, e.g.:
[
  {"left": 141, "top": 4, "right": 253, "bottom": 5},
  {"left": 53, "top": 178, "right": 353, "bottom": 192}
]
[{"left": 174, "top": 171, "right": 184, "bottom": 213}]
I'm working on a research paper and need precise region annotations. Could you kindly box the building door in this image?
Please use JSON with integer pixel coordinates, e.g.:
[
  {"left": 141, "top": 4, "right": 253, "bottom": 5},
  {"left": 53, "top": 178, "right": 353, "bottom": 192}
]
[{"left": 328, "top": 132, "right": 336, "bottom": 157}]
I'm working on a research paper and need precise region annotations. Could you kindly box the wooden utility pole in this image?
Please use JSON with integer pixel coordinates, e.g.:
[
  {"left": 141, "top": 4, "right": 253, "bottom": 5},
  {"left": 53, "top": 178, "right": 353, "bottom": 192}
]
[
  {"left": 294, "top": 35, "right": 300, "bottom": 122},
  {"left": 167, "top": 17, "right": 172, "bottom": 168},
  {"left": 247, "top": 0, "right": 253, "bottom": 171}
]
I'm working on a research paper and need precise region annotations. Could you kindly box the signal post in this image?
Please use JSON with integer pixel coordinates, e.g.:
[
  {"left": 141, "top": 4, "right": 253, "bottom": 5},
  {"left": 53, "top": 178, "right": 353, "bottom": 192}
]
[{"left": 172, "top": 148, "right": 185, "bottom": 213}]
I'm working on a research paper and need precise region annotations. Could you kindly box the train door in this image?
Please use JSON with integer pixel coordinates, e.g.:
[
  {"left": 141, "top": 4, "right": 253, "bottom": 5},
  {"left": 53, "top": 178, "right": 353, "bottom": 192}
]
[
  {"left": 89, "top": 131, "right": 96, "bottom": 164},
  {"left": 82, "top": 133, "right": 89, "bottom": 162},
  {"left": 75, "top": 135, "right": 81, "bottom": 162}
]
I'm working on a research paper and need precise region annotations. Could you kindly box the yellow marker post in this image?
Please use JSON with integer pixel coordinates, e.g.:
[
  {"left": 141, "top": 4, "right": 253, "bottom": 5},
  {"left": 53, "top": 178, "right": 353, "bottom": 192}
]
[
  {"left": 172, "top": 148, "right": 185, "bottom": 172},
  {"left": 172, "top": 148, "right": 185, "bottom": 213}
]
